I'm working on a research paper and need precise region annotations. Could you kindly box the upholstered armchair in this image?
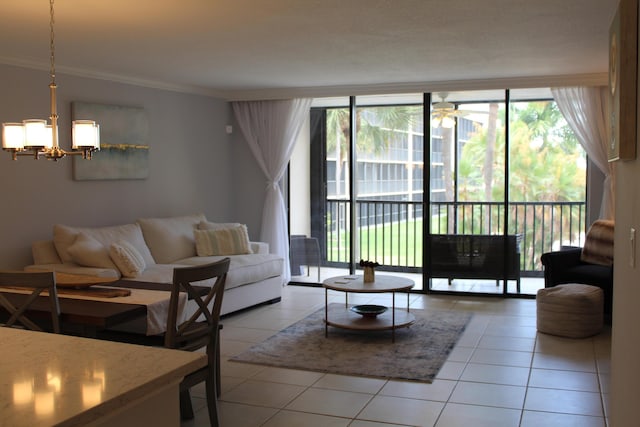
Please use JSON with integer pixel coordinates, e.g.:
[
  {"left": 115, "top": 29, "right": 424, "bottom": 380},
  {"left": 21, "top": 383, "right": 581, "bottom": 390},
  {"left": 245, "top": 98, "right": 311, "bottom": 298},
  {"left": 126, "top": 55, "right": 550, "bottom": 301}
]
[{"left": 540, "top": 220, "right": 614, "bottom": 316}]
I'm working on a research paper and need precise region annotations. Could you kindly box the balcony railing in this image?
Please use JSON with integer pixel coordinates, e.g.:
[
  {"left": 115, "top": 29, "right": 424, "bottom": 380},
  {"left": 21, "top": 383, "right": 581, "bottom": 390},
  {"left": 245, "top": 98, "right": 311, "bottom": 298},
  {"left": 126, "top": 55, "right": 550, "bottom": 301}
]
[{"left": 324, "top": 199, "right": 586, "bottom": 274}]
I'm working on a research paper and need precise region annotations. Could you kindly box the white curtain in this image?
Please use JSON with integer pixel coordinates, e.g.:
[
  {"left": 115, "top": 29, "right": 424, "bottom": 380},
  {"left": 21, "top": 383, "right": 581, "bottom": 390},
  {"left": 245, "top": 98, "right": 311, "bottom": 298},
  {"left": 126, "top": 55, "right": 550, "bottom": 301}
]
[
  {"left": 232, "top": 98, "right": 312, "bottom": 283},
  {"left": 551, "top": 86, "right": 614, "bottom": 220}
]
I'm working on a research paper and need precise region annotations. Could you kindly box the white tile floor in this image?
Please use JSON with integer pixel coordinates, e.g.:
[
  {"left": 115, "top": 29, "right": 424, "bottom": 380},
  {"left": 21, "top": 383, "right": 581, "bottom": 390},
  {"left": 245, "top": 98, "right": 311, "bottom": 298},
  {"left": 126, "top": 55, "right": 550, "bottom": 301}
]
[{"left": 182, "top": 285, "right": 611, "bottom": 427}]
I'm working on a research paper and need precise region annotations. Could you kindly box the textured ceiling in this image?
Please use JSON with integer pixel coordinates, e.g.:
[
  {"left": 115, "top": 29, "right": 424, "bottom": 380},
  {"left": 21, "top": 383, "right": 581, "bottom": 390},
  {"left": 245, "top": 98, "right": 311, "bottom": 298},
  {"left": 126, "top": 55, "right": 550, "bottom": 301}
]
[{"left": 0, "top": 0, "right": 618, "bottom": 100}]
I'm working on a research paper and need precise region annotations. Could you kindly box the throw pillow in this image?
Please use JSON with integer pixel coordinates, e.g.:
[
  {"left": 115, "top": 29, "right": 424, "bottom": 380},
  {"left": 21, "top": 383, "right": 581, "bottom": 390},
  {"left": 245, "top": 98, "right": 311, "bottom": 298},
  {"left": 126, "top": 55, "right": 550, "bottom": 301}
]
[
  {"left": 198, "top": 220, "right": 242, "bottom": 231},
  {"left": 109, "top": 240, "right": 147, "bottom": 278},
  {"left": 137, "top": 214, "right": 206, "bottom": 264},
  {"left": 53, "top": 223, "right": 155, "bottom": 266},
  {"left": 194, "top": 225, "right": 252, "bottom": 256},
  {"left": 581, "top": 219, "right": 614, "bottom": 266},
  {"left": 53, "top": 224, "right": 81, "bottom": 263},
  {"left": 67, "top": 232, "right": 120, "bottom": 272}
]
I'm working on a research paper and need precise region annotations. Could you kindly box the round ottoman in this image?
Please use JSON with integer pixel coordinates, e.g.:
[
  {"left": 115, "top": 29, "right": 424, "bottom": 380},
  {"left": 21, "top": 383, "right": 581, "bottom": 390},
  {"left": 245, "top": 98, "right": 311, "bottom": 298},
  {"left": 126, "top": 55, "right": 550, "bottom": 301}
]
[{"left": 536, "top": 284, "right": 604, "bottom": 338}]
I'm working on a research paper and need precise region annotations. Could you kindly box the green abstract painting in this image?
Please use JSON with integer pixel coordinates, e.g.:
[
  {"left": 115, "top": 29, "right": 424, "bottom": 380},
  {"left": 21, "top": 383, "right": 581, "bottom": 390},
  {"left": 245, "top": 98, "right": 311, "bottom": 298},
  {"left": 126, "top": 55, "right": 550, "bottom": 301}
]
[{"left": 72, "top": 102, "right": 149, "bottom": 180}]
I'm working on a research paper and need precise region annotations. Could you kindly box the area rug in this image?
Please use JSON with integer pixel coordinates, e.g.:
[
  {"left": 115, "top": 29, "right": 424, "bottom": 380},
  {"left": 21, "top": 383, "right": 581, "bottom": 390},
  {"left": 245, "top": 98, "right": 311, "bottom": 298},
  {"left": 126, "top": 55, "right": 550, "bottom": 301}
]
[{"left": 229, "top": 304, "right": 472, "bottom": 383}]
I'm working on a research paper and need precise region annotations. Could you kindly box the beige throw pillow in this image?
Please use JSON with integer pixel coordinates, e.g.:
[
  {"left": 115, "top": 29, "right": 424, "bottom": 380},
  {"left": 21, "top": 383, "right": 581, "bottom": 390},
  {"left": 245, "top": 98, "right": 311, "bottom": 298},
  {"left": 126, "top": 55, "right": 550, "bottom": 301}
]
[
  {"left": 53, "top": 223, "right": 155, "bottom": 265},
  {"left": 109, "top": 240, "right": 146, "bottom": 277},
  {"left": 198, "top": 220, "right": 242, "bottom": 231},
  {"left": 67, "top": 232, "right": 120, "bottom": 272},
  {"left": 194, "top": 225, "right": 252, "bottom": 256},
  {"left": 581, "top": 219, "right": 615, "bottom": 266}
]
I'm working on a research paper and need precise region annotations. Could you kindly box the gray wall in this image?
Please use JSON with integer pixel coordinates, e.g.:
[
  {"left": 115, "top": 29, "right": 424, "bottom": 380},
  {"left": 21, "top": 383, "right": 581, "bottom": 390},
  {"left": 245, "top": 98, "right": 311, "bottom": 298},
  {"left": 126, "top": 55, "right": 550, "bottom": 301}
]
[
  {"left": 0, "top": 64, "right": 264, "bottom": 269},
  {"left": 228, "top": 118, "right": 267, "bottom": 239}
]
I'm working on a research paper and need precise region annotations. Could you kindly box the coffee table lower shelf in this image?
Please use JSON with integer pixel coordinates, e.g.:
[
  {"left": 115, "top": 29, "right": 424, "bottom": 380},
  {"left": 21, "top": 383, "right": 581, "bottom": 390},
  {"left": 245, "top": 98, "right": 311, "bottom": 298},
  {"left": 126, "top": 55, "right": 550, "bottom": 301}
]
[{"left": 325, "top": 306, "right": 415, "bottom": 341}]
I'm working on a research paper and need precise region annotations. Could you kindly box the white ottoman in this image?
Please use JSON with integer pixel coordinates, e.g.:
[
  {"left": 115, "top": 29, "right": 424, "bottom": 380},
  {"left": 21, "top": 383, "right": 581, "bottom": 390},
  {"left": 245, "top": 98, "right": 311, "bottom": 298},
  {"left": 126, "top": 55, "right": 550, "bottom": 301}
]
[{"left": 536, "top": 284, "right": 604, "bottom": 338}]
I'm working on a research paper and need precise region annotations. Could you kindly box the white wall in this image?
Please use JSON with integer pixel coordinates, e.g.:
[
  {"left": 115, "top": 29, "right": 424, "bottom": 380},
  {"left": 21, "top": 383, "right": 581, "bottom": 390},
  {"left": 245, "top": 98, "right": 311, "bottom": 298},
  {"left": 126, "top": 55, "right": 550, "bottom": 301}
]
[
  {"left": 0, "top": 63, "right": 266, "bottom": 268},
  {"left": 610, "top": 133, "right": 640, "bottom": 425},
  {"left": 289, "top": 116, "right": 311, "bottom": 236}
]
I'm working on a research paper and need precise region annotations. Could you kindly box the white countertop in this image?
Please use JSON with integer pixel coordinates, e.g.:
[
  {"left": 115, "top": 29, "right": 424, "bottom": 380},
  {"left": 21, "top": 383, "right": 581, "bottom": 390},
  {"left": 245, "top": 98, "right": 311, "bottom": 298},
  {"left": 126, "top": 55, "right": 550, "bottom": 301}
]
[{"left": 0, "top": 328, "right": 207, "bottom": 427}]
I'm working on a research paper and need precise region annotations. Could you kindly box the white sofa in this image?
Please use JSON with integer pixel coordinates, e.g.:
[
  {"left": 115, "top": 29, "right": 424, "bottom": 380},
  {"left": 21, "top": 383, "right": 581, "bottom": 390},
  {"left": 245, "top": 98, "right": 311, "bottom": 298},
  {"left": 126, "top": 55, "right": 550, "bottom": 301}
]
[{"left": 25, "top": 213, "right": 284, "bottom": 316}]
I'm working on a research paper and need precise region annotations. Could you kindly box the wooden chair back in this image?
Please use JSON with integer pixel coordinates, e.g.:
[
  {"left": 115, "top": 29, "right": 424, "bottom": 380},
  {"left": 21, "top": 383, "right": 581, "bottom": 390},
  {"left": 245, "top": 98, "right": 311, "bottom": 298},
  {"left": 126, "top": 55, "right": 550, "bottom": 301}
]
[
  {"left": 0, "top": 271, "right": 60, "bottom": 333},
  {"left": 165, "top": 258, "right": 230, "bottom": 351},
  {"left": 165, "top": 258, "right": 230, "bottom": 426}
]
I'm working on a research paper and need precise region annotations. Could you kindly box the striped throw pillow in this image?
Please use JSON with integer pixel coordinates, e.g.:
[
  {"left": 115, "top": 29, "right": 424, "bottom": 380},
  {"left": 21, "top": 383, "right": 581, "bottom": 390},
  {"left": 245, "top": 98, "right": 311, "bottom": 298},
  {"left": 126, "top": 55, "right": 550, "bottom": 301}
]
[
  {"left": 581, "top": 220, "right": 614, "bottom": 266},
  {"left": 194, "top": 225, "right": 252, "bottom": 256}
]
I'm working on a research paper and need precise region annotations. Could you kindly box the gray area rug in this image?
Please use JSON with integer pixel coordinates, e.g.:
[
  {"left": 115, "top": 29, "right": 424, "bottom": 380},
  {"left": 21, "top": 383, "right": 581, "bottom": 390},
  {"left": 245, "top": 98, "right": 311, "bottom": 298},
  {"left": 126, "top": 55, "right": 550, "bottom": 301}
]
[{"left": 230, "top": 304, "right": 472, "bottom": 383}]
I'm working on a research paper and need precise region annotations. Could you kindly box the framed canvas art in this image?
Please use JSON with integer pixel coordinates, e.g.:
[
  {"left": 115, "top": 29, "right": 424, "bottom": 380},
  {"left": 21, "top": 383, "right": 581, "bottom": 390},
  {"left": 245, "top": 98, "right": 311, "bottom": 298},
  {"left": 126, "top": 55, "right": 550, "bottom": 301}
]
[
  {"left": 608, "top": 0, "right": 637, "bottom": 162},
  {"left": 72, "top": 102, "right": 149, "bottom": 180}
]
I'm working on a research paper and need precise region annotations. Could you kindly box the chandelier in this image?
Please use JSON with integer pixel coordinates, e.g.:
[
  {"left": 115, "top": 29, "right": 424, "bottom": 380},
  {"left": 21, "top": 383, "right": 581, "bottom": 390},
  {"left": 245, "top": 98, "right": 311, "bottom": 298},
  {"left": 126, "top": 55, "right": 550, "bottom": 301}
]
[{"left": 2, "top": 0, "right": 99, "bottom": 161}]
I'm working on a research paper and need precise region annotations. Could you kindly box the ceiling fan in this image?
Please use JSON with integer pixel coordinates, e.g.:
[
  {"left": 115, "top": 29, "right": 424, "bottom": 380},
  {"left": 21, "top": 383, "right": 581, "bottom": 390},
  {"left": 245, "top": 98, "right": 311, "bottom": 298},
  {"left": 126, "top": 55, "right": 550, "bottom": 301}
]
[{"left": 431, "top": 92, "right": 487, "bottom": 128}]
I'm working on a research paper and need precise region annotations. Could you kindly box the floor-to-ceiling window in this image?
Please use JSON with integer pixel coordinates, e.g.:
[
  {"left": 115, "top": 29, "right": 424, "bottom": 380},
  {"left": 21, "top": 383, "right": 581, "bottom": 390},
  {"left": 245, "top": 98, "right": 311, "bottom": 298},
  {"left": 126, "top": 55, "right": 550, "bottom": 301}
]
[
  {"left": 292, "top": 88, "right": 587, "bottom": 297},
  {"left": 507, "top": 89, "right": 587, "bottom": 283},
  {"left": 428, "top": 90, "right": 510, "bottom": 294}
]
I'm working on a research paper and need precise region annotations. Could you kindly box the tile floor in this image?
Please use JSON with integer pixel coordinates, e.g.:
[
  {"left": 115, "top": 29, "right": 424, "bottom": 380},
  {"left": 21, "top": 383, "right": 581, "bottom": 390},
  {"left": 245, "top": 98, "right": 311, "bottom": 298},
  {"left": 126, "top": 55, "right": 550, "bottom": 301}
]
[{"left": 182, "top": 285, "right": 611, "bottom": 427}]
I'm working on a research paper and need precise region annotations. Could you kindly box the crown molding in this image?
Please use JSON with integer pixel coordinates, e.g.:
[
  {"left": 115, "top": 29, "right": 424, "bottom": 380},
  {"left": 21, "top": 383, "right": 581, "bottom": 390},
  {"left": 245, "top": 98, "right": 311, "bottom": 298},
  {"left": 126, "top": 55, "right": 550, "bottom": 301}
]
[
  {"left": 0, "top": 56, "right": 607, "bottom": 102},
  {"left": 224, "top": 73, "right": 609, "bottom": 101},
  {"left": 0, "top": 56, "right": 226, "bottom": 98}
]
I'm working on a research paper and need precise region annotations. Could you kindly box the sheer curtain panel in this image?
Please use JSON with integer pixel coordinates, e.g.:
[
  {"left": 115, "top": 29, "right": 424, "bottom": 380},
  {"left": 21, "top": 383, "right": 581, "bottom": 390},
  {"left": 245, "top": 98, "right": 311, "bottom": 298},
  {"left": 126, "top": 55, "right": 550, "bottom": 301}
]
[
  {"left": 552, "top": 86, "right": 614, "bottom": 220},
  {"left": 232, "top": 98, "right": 312, "bottom": 282}
]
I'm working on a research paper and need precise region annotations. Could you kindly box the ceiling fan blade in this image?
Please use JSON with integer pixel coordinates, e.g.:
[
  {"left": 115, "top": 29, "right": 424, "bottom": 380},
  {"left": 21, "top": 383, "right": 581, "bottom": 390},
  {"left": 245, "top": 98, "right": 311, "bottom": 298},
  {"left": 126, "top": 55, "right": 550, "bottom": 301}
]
[{"left": 457, "top": 109, "right": 489, "bottom": 115}]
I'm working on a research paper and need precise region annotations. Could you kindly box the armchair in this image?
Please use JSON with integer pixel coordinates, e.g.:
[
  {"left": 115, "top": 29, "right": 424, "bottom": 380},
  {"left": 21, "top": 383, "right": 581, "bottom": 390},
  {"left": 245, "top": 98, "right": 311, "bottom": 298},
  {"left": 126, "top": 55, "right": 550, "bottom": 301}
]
[
  {"left": 540, "top": 220, "right": 614, "bottom": 316},
  {"left": 289, "top": 235, "right": 321, "bottom": 282}
]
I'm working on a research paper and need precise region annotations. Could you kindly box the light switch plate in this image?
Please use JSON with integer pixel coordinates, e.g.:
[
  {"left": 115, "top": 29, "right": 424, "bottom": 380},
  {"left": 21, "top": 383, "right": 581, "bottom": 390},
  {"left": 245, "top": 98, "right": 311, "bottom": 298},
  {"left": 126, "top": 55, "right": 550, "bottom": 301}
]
[{"left": 631, "top": 228, "right": 636, "bottom": 268}]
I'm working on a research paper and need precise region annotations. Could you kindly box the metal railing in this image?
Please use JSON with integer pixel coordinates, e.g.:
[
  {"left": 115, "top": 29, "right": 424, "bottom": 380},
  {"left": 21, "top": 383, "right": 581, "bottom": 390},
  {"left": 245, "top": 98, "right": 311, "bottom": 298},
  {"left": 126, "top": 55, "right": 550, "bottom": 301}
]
[{"left": 324, "top": 199, "right": 586, "bottom": 274}]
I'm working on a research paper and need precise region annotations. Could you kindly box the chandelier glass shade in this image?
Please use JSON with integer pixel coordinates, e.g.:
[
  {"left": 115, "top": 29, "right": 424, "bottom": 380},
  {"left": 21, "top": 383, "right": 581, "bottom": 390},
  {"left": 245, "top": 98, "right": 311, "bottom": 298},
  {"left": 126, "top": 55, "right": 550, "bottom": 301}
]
[{"left": 2, "top": 0, "right": 99, "bottom": 161}]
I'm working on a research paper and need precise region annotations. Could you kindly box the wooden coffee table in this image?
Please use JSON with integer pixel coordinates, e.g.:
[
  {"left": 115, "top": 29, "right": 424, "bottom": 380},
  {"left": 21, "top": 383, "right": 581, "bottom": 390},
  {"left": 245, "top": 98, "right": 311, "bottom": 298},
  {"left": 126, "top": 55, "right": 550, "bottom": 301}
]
[{"left": 323, "top": 274, "right": 415, "bottom": 342}]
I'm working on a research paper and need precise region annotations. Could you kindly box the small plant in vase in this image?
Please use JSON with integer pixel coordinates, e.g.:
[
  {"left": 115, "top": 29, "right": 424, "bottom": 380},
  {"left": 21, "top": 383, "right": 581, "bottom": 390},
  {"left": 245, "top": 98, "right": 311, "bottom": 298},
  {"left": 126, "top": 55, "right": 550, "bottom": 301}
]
[{"left": 359, "top": 259, "right": 380, "bottom": 283}]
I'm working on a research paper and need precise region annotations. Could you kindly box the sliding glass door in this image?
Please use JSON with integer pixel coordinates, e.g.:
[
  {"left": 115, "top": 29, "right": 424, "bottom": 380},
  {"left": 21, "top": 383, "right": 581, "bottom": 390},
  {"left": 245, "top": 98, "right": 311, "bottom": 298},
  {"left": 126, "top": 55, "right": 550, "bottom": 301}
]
[
  {"left": 428, "top": 90, "right": 510, "bottom": 294},
  {"left": 294, "top": 89, "right": 586, "bottom": 297},
  {"left": 354, "top": 95, "right": 424, "bottom": 289}
]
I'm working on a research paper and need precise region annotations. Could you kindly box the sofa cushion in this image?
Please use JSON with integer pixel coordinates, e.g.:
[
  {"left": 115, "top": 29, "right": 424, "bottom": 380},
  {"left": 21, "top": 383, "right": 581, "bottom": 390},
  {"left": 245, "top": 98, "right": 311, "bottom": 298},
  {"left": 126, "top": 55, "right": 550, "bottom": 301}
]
[
  {"left": 137, "top": 213, "right": 206, "bottom": 264},
  {"left": 109, "top": 240, "right": 147, "bottom": 278},
  {"left": 176, "top": 253, "right": 283, "bottom": 290},
  {"left": 132, "top": 263, "right": 185, "bottom": 284},
  {"left": 53, "top": 223, "right": 155, "bottom": 266},
  {"left": 194, "top": 225, "right": 252, "bottom": 256},
  {"left": 67, "top": 232, "right": 120, "bottom": 272}
]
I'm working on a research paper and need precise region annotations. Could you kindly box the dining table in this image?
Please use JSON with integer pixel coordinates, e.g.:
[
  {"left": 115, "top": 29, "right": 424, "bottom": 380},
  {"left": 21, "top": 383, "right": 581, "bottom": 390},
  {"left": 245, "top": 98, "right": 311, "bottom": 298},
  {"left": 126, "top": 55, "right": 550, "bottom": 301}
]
[{"left": 0, "top": 273, "right": 208, "bottom": 338}]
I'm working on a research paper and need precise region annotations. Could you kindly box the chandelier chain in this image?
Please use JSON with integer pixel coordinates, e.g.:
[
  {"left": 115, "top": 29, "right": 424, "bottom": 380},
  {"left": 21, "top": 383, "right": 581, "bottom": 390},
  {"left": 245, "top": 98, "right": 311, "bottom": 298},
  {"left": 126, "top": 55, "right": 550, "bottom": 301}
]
[{"left": 49, "top": 0, "right": 55, "bottom": 84}]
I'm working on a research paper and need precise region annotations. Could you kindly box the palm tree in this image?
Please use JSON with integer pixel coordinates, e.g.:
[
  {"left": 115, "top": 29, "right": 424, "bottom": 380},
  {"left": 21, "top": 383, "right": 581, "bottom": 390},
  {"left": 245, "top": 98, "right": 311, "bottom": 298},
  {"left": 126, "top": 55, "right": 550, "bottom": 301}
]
[
  {"left": 458, "top": 100, "right": 586, "bottom": 269},
  {"left": 326, "top": 106, "right": 421, "bottom": 198}
]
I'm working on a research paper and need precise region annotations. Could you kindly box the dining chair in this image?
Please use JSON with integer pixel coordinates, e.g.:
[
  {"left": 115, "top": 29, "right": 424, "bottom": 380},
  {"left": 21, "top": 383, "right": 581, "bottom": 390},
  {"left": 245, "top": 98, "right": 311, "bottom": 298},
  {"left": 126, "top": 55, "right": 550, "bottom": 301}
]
[
  {"left": 0, "top": 271, "right": 61, "bottom": 333},
  {"left": 166, "top": 258, "right": 230, "bottom": 427}
]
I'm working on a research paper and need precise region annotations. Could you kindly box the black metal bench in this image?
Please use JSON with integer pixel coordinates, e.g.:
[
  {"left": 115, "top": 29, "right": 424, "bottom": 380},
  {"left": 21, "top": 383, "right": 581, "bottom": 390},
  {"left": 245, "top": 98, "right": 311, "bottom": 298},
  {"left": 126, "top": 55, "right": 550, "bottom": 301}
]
[{"left": 430, "top": 234, "right": 521, "bottom": 292}]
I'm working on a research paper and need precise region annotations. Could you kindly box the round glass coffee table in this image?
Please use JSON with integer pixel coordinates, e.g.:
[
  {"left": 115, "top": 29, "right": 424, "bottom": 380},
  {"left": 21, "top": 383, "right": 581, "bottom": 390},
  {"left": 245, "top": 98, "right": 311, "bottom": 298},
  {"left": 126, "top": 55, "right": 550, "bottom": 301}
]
[{"left": 323, "top": 274, "right": 415, "bottom": 342}]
